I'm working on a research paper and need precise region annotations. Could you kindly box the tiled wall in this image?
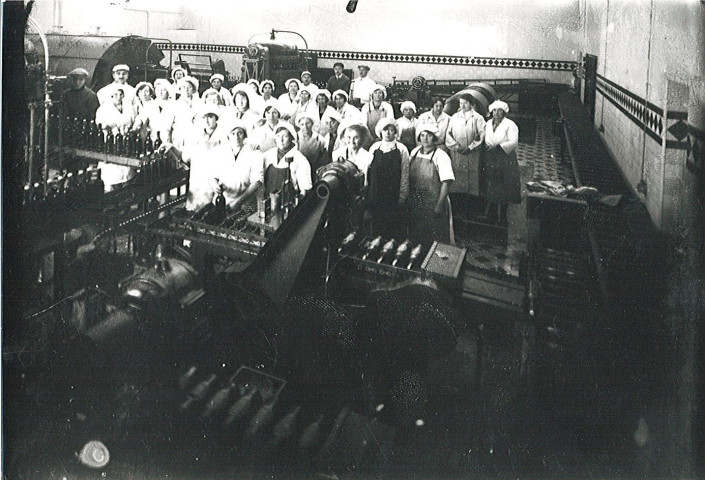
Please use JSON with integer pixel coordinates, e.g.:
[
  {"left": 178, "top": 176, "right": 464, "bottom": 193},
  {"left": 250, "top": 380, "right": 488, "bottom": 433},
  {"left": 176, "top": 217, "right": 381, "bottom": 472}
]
[{"left": 158, "top": 43, "right": 576, "bottom": 86}]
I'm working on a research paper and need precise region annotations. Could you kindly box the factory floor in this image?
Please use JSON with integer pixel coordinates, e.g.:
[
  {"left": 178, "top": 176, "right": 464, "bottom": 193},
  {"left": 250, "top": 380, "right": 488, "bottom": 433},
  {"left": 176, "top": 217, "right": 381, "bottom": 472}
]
[{"left": 3, "top": 114, "right": 671, "bottom": 479}]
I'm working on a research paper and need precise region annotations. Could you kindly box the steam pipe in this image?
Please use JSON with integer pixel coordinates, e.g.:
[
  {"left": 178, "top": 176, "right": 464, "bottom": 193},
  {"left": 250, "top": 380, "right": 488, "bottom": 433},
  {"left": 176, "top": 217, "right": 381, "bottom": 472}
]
[
  {"left": 27, "top": 17, "right": 52, "bottom": 195},
  {"left": 52, "top": 0, "right": 63, "bottom": 32}
]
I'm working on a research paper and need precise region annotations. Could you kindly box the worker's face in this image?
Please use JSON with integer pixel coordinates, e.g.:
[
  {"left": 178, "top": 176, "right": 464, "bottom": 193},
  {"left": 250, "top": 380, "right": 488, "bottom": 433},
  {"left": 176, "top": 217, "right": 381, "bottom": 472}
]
[
  {"left": 288, "top": 82, "right": 299, "bottom": 95},
  {"left": 372, "top": 89, "right": 384, "bottom": 103},
  {"left": 316, "top": 94, "right": 329, "bottom": 107},
  {"left": 358, "top": 68, "right": 368, "bottom": 78},
  {"left": 228, "top": 128, "right": 247, "bottom": 147},
  {"left": 459, "top": 98, "right": 472, "bottom": 112},
  {"left": 235, "top": 92, "right": 249, "bottom": 111},
  {"left": 301, "top": 74, "right": 311, "bottom": 85},
  {"left": 432, "top": 100, "right": 444, "bottom": 115},
  {"left": 184, "top": 82, "right": 195, "bottom": 96},
  {"left": 138, "top": 87, "right": 152, "bottom": 102},
  {"left": 205, "top": 93, "right": 220, "bottom": 105},
  {"left": 403, "top": 107, "right": 414, "bottom": 119},
  {"left": 382, "top": 126, "right": 397, "bottom": 142},
  {"left": 173, "top": 70, "right": 185, "bottom": 81},
  {"left": 204, "top": 113, "right": 218, "bottom": 129},
  {"left": 333, "top": 65, "right": 343, "bottom": 76},
  {"left": 419, "top": 131, "right": 436, "bottom": 147},
  {"left": 156, "top": 86, "right": 169, "bottom": 100},
  {"left": 275, "top": 130, "right": 294, "bottom": 150},
  {"left": 262, "top": 84, "right": 273, "bottom": 96},
  {"left": 327, "top": 118, "right": 340, "bottom": 133},
  {"left": 265, "top": 108, "right": 281, "bottom": 124},
  {"left": 211, "top": 78, "right": 222, "bottom": 90},
  {"left": 299, "top": 90, "right": 311, "bottom": 103},
  {"left": 70, "top": 75, "right": 87, "bottom": 90},
  {"left": 112, "top": 69, "right": 129, "bottom": 84},
  {"left": 334, "top": 95, "right": 346, "bottom": 108},
  {"left": 298, "top": 118, "right": 313, "bottom": 134},
  {"left": 344, "top": 129, "right": 362, "bottom": 149},
  {"left": 111, "top": 89, "right": 124, "bottom": 106},
  {"left": 492, "top": 109, "right": 506, "bottom": 121}
]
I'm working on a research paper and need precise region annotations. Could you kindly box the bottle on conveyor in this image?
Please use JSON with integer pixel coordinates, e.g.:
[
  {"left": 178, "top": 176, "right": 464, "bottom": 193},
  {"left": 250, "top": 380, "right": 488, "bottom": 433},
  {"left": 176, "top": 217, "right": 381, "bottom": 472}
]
[
  {"left": 407, "top": 244, "right": 424, "bottom": 269},
  {"left": 105, "top": 130, "right": 115, "bottom": 154},
  {"left": 338, "top": 231, "right": 357, "bottom": 254},
  {"left": 180, "top": 373, "right": 217, "bottom": 411},
  {"left": 200, "top": 374, "right": 237, "bottom": 420},
  {"left": 391, "top": 239, "right": 412, "bottom": 266},
  {"left": 361, "top": 236, "right": 382, "bottom": 260},
  {"left": 223, "top": 385, "right": 259, "bottom": 427},
  {"left": 377, "top": 239, "right": 397, "bottom": 263},
  {"left": 114, "top": 131, "right": 124, "bottom": 156}
]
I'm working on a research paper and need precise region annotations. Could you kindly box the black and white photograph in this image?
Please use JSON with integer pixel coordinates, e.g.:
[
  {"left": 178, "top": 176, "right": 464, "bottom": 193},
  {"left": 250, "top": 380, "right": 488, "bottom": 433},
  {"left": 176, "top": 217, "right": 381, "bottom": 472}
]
[{"left": 2, "top": 0, "right": 703, "bottom": 478}]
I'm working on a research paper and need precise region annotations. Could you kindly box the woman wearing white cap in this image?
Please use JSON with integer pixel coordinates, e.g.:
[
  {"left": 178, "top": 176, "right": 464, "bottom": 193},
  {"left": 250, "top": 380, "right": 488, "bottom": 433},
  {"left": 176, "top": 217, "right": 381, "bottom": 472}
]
[
  {"left": 482, "top": 100, "right": 520, "bottom": 225},
  {"left": 162, "top": 106, "right": 225, "bottom": 210},
  {"left": 170, "top": 66, "right": 187, "bottom": 99},
  {"left": 396, "top": 101, "right": 419, "bottom": 153},
  {"left": 133, "top": 82, "right": 155, "bottom": 124},
  {"left": 210, "top": 73, "right": 233, "bottom": 106},
  {"left": 296, "top": 112, "right": 327, "bottom": 184},
  {"left": 95, "top": 84, "right": 137, "bottom": 189},
  {"left": 367, "top": 117, "right": 410, "bottom": 238},
  {"left": 408, "top": 123, "right": 455, "bottom": 245},
  {"left": 290, "top": 86, "right": 317, "bottom": 127},
  {"left": 278, "top": 78, "right": 301, "bottom": 120},
  {"left": 418, "top": 98, "right": 451, "bottom": 153},
  {"left": 332, "top": 90, "right": 361, "bottom": 122},
  {"left": 171, "top": 76, "right": 200, "bottom": 148},
  {"left": 320, "top": 110, "right": 343, "bottom": 163},
  {"left": 333, "top": 121, "right": 374, "bottom": 183},
  {"left": 214, "top": 121, "right": 264, "bottom": 210},
  {"left": 262, "top": 122, "right": 312, "bottom": 196},
  {"left": 445, "top": 93, "right": 486, "bottom": 217},
  {"left": 360, "top": 85, "right": 394, "bottom": 148},
  {"left": 311, "top": 89, "right": 337, "bottom": 135},
  {"left": 250, "top": 101, "right": 285, "bottom": 152},
  {"left": 231, "top": 84, "right": 261, "bottom": 132},
  {"left": 252, "top": 79, "right": 275, "bottom": 114},
  {"left": 134, "top": 78, "right": 175, "bottom": 144}
]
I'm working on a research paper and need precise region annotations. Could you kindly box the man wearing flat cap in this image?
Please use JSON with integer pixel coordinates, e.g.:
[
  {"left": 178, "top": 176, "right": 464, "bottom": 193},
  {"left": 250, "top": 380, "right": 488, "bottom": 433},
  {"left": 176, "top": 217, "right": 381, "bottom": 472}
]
[
  {"left": 350, "top": 64, "right": 376, "bottom": 107},
  {"left": 62, "top": 68, "right": 99, "bottom": 121},
  {"left": 97, "top": 64, "right": 136, "bottom": 106}
]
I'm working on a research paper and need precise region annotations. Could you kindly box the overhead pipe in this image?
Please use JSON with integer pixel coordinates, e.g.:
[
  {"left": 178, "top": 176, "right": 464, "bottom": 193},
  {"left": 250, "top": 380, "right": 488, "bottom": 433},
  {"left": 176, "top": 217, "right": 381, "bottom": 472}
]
[{"left": 52, "top": 0, "right": 63, "bottom": 33}]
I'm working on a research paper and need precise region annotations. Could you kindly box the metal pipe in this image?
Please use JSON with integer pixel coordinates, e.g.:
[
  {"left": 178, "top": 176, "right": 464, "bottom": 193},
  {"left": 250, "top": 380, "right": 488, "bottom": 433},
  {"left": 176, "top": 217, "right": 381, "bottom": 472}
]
[
  {"left": 52, "top": 0, "right": 63, "bottom": 32},
  {"left": 27, "top": 104, "right": 36, "bottom": 186},
  {"left": 27, "top": 17, "right": 52, "bottom": 195}
]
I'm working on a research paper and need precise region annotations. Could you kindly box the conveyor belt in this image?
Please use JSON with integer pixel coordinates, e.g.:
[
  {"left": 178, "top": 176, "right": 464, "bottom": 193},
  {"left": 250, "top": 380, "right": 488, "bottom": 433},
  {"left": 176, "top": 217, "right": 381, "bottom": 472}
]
[{"left": 557, "top": 93, "right": 662, "bottom": 309}]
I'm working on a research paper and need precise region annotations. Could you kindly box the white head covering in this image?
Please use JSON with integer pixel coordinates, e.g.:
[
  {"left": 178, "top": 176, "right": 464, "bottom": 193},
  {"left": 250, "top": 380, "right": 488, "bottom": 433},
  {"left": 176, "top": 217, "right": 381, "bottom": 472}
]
[
  {"left": 337, "top": 118, "right": 369, "bottom": 138},
  {"left": 171, "top": 66, "right": 187, "bottom": 81},
  {"left": 112, "top": 64, "right": 130, "bottom": 73},
  {"left": 263, "top": 99, "right": 283, "bottom": 117},
  {"left": 227, "top": 119, "right": 249, "bottom": 137},
  {"left": 322, "top": 109, "right": 343, "bottom": 125},
  {"left": 296, "top": 111, "right": 317, "bottom": 126},
  {"left": 200, "top": 105, "right": 220, "bottom": 118},
  {"left": 488, "top": 100, "right": 509, "bottom": 114},
  {"left": 209, "top": 73, "right": 225, "bottom": 83},
  {"left": 247, "top": 78, "right": 260, "bottom": 89},
  {"left": 300, "top": 70, "right": 312, "bottom": 79},
  {"left": 332, "top": 89, "right": 349, "bottom": 102},
  {"left": 371, "top": 84, "right": 387, "bottom": 100},
  {"left": 231, "top": 83, "right": 256, "bottom": 108},
  {"left": 400, "top": 101, "right": 417, "bottom": 114},
  {"left": 299, "top": 83, "right": 318, "bottom": 98},
  {"left": 275, "top": 122, "right": 298, "bottom": 143},
  {"left": 68, "top": 68, "right": 90, "bottom": 77},
  {"left": 315, "top": 89, "right": 332, "bottom": 102},
  {"left": 135, "top": 81, "right": 154, "bottom": 96},
  {"left": 179, "top": 76, "right": 199, "bottom": 92},
  {"left": 375, "top": 117, "right": 398, "bottom": 139},
  {"left": 284, "top": 78, "right": 302, "bottom": 90},
  {"left": 415, "top": 123, "right": 440, "bottom": 140},
  {"left": 154, "top": 78, "right": 171, "bottom": 90},
  {"left": 259, "top": 79, "right": 275, "bottom": 94}
]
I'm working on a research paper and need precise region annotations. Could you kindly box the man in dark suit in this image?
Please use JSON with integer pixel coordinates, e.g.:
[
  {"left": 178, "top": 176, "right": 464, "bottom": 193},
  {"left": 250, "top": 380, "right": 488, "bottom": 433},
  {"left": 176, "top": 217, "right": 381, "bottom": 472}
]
[
  {"left": 326, "top": 62, "right": 351, "bottom": 96},
  {"left": 62, "top": 68, "right": 99, "bottom": 121}
]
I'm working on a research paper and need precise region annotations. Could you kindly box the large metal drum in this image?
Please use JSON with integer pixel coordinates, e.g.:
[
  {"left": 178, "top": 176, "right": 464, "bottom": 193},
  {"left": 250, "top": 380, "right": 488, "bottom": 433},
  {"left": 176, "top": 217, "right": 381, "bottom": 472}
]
[{"left": 443, "top": 82, "right": 498, "bottom": 117}]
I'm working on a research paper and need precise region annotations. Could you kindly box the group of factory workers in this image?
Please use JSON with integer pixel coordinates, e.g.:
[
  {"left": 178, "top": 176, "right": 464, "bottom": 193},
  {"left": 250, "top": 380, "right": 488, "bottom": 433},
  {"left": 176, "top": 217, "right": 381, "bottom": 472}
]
[{"left": 64, "top": 62, "right": 520, "bottom": 245}]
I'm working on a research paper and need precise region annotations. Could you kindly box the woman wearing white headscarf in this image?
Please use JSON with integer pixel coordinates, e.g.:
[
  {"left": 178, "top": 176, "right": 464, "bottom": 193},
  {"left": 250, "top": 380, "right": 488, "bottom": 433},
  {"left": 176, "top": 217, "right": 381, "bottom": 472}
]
[
  {"left": 231, "top": 84, "right": 261, "bottom": 132},
  {"left": 360, "top": 84, "right": 394, "bottom": 148},
  {"left": 214, "top": 121, "right": 264, "bottom": 210},
  {"left": 278, "top": 78, "right": 301, "bottom": 120},
  {"left": 290, "top": 86, "right": 317, "bottom": 127},
  {"left": 418, "top": 97, "right": 451, "bottom": 152},
  {"left": 482, "top": 100, "right": 520, "bottom": 225},
  {"left": 250, "top": 101, "right": 285, "bottom": 152},
  {"left": 445, "top": 93, "right": 485, "bottom": 219},
  {"left": 396, "top": 100, "right": 419, "bottom": 153},
  {"left": 311, "top": 89, "right": 337, "bottom": 135},
  {"left": 171, "top": 76, "right": 200, "bottom": 148},
  {"left": 332, "top": 89, "right": 362, "bottom": 122},
  {"left": 134, "top": 78, "right": 175, "bottom": 143},
  {"left": 169, "top": 66, "right": 187, "bottom": 99},
  {"left": 262, "top": 122, "right": 312, "bottom": 196}
]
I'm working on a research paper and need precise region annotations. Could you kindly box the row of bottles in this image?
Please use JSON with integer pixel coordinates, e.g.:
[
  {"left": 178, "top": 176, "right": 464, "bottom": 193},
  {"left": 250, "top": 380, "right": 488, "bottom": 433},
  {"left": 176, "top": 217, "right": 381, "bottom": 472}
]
[
  {"left": 339, "top": 231, "right": 425, "bottom": 269},
  {"left": 61, "top": 117, "right": 164, "bottom": 159},
  {"left": 22, "top": 165, "right": 104, "bottom": 211}
]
